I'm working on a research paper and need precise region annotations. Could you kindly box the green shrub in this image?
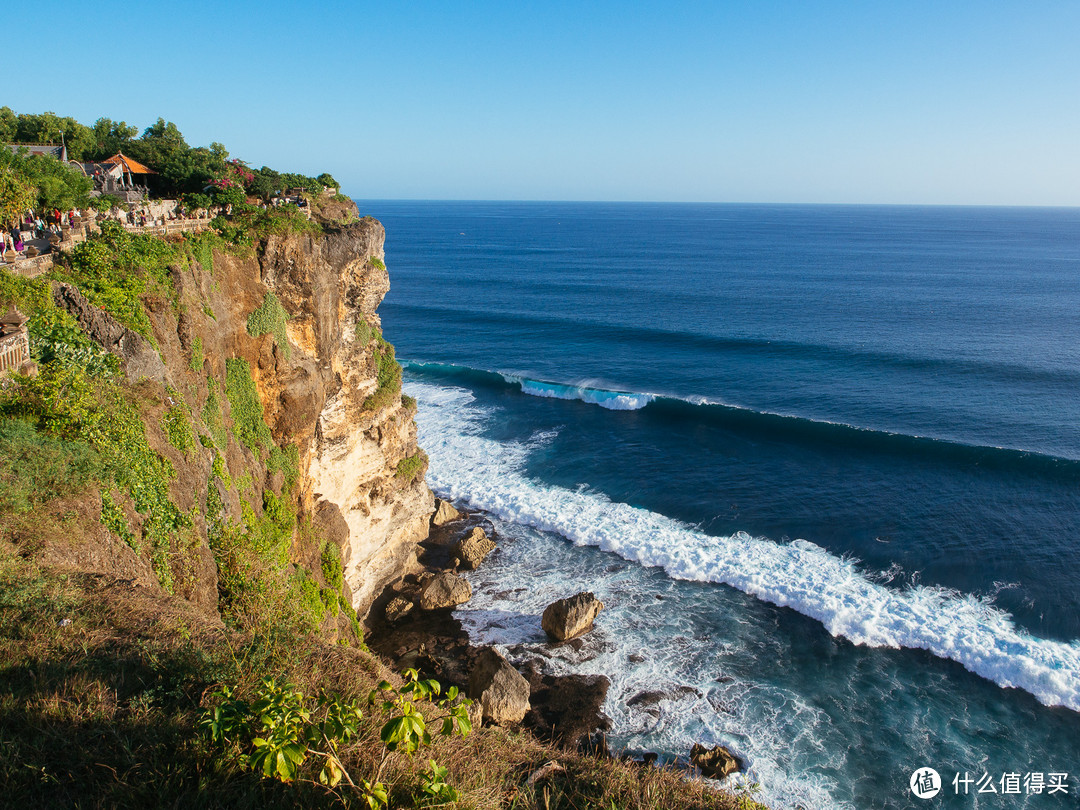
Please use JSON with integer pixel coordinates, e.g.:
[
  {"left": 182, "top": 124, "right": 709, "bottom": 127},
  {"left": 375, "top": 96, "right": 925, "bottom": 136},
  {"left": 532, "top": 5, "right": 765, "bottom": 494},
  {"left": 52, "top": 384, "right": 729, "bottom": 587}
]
[
  {"left": 395, "top": 450, "right": 427, "bottom": 482},
  {"left": 0, "top": 266, "right": 52, "bottom": 314},
  {"left": 354, "top": 318, "right": 372, "bottom": 345},
  {"left": 88, "top": 193, "right": 122, "bottom": 212},
  {"left": 0, "top": 364, "right": 187, "bottom": 591},
  {"left": 214, "top": 204, "right": 322, "bottom": 242},
  {"left": 289, "top": 568, "right": 326, "bottom": 632},
  {"left": 99, "top": 491, "right": 137, "bottom": 552},
  {"left": 188, "top": 336, "right": 204, "bottom": 372},
  {"left": 368, "top": 256, "right": 385, "bottom": 271},
  {"left": 200, "top": 670, "right": 470, "bottom": 795},
  {"left": 161, "top": 390, "right": 195, "bottom": 453},
  {"left": 0, "top": 147, "right": 92, "bottom": 212},
  {"left": 0, "top": 418, "right": 103, "bottom": 519},
  {"left": 213, "top": 184, "right": 246, "bottom": 207},
  {"left": 210, "top": 452, "right": 232, "bottom": 489},
  {"left": 267, "top": 443, "right": 300, "bottom": 493},
  {"left": 224, "top": 358, "right": 272, "bottom": 455},
  {"left": 183, "top": 229, "right": 226, "bottom": 275},
  {"left": 202, "top": 377, "right": 228, "bottom": 450},
  {"left": 181, "top": 191, "right": 213, "bottom": 212},
  {"left": 31, "top": 315, "right": 119, "bottom": 378},
  {"left": 51, "top": 220, "right": 181, "bottom": 344},
  {"left": 320, "top": 540, "right": 345, "bottom": 592},
  {"left": 363, "top": 330, "right": 402, "bottom": 411},
  {"left": 246, "top": 291, "right": 290, "bottom": 359}
]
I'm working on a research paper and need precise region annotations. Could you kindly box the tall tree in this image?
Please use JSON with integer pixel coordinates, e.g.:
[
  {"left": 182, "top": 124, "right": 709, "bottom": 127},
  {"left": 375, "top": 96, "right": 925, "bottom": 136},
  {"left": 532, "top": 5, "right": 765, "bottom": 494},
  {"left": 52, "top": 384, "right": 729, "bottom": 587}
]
[{"left": 89, "top": 118, "right": 138, "bottom": 160}]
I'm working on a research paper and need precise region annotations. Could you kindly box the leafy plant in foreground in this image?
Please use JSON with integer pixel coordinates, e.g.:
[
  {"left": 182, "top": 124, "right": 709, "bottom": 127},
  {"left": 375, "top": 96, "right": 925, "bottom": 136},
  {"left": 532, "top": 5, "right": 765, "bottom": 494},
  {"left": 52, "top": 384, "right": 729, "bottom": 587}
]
[{"left": 200, "top": 669, "right": 471, "bottom": 806}]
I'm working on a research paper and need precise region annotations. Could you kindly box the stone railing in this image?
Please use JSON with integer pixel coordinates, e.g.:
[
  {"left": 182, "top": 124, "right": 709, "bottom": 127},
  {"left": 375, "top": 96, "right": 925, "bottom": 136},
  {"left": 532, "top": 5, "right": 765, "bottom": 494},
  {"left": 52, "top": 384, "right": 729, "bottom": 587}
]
[
  {"left": 121, "top": 218, "right": 211, "bottom": 237},
  {"left": 3, "top": 218, "right": 214, "bottom": 279},
  {"left": 0, "top": 328, "right": 30, "bottom": 376}
]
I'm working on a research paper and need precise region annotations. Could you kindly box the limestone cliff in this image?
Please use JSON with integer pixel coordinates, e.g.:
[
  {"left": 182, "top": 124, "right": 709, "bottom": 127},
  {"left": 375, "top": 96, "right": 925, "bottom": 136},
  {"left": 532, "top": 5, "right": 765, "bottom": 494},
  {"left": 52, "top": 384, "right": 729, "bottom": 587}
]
[
  {"left": 51, "top": 199, "right": 433, "bottom": 626},
  {"left": 256, "top": 217, "right": 434, "bottom": 614}
]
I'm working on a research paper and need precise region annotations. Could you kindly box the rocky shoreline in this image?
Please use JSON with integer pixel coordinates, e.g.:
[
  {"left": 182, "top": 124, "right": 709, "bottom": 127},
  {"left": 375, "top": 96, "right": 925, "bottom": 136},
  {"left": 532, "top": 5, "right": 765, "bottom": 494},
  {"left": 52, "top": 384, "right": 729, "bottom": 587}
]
[
  {"left": 366, "top": 501, "right": 613, "bottom": 749},
  {"left": 366, "top": 500, "right": 745, "bottom": 780}
]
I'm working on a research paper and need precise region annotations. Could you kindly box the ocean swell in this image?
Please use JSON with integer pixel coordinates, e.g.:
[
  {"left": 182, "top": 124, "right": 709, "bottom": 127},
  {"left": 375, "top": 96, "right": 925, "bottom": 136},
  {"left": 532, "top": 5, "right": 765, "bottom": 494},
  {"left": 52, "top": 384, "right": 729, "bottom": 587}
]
[
  {"left": 407, "top": 378, "right": 1080, "bottom": 714},
  {"left": 401, "top": 359, "right": 1080, "bottom": 475}
]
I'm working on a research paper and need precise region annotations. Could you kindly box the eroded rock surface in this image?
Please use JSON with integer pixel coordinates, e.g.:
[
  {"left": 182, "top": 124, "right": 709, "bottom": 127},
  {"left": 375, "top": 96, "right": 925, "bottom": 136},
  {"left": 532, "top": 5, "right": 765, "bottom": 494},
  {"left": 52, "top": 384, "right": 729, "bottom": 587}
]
[
  {"left": 542, "top": 592, "right": 604, "bottom": 641},
  {"left": 419, "top": 571, "right": 472, "bottom": 610},
  {"left": 468, "top": 647, "right": 530, "bottom": 725},
  {"left": 453, "top": 526, "right": 496, "bottom": 570},
  {"left": 689, "top": 743, "right": 743, "bottom": 779},
  {"left": 431, "top": 498, "right": 460, "bottom": 526}
]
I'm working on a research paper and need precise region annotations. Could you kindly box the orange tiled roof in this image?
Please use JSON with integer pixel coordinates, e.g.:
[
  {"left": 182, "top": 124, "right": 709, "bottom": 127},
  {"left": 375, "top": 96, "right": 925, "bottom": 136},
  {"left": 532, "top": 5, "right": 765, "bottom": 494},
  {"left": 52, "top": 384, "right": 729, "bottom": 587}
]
[{"left": 104, "top": 153, "right": 156, "bottom": 174}]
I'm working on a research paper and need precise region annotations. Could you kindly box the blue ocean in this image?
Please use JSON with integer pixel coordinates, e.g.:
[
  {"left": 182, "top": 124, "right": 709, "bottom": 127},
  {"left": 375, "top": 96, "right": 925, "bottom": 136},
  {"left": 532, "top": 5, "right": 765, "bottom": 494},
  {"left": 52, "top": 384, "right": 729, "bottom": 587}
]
[{"left": 361, "top": 201, "right": 1080, "bottom": 810}]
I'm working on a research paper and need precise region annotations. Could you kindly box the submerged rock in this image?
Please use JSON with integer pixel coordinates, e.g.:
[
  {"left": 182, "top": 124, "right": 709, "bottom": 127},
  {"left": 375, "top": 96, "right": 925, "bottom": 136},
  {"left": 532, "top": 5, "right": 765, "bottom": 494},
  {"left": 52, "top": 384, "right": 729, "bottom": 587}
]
[
  {"left": 467, "top": 647, "right": 530, "bottom": 725},
  {"left": 453, "top": 526, "right": 496, "bottom": 570},
  {"left": 542, "top": 592, "right": 604, "bottom": 641},
  {"left": 689, "top": 743, "right": 743, "bottom": 779},
  {"left": 419, "top": 571, "right": 472, "bottom": 610},
  {"left": 431, "top": 498, "right": 460, "bottom": 526}
]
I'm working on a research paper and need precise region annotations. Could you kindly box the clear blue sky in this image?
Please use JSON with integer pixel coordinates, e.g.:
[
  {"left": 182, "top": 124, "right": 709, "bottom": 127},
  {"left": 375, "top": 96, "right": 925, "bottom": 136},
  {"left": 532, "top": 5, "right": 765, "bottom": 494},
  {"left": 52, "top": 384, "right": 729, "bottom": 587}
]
[{"left": 14, "top": 1, "right": 1080, "bottom": 205}]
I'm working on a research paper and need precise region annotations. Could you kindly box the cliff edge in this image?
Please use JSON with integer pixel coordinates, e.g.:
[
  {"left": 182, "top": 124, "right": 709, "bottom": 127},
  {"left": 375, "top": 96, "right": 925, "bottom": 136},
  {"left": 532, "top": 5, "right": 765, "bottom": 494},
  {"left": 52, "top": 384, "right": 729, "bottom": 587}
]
[{"left": 3, "top": 196, "right": 432, "bottom": 635}]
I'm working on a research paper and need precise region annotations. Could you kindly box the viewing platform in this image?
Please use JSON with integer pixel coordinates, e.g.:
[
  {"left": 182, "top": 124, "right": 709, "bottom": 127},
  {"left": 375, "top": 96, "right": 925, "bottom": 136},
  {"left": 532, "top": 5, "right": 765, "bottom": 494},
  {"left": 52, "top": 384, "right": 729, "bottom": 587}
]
[{"left": 3, "top": 216, "right": 213, "bottom": 279}]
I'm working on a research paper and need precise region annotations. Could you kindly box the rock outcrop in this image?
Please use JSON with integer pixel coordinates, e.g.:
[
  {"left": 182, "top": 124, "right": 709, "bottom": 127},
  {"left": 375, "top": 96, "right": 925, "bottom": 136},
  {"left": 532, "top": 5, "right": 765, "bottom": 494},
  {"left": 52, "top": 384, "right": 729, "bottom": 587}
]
[
  {"left": 419, "top": 572, "right": 472, "bottom": 610},
  {"left": 60, "top": 202, "right": 435, "bottom": 625},
  {"left": 468, "top": 647, "right": 531, "bottom": 725},
  {"left": 54, "top": 282, "right": 169, "bottom": 384},
  {"left": 384, "top": 595, "right": 414, "bottom": 624},
  {"left": 542, "top": 592, "right": 604, "bottom": 641},
  {"left": 453, "top": 526, "right": 496, "bottom": 570},
  {"left": 431, "top": 498, "right": 460, "bottom": 526},
  {"left": 264, "top": 216, "right": 434, "bottom": 618},
  {"left": 689, "top": 743, "right": 743, "bottom": 779}
]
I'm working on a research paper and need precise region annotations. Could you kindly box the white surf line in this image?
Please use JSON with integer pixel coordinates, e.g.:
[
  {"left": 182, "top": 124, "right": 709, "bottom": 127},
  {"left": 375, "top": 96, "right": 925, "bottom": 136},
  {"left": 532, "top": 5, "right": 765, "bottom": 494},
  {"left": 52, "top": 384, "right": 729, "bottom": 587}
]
[{"left": 407, "top": 380, "right": 1080, "bottom": 713}]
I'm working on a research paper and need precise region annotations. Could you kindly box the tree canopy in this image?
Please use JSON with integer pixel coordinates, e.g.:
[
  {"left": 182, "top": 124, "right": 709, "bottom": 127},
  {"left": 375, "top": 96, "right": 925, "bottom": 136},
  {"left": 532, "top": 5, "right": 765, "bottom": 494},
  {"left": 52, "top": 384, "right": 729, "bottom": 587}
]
[{"left": 1, "top": 107, "right": 344, "bottom": 212}]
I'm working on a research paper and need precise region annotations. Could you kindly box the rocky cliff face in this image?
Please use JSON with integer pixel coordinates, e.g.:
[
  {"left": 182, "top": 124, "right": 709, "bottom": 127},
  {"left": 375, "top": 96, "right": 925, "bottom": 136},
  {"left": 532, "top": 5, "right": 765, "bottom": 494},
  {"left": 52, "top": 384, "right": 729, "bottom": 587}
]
[
  {"left": 57, "top": 201, "right": 433, "bottom": 625},
  {"left": 258, "top": 218, "right": 435, "bottom": 614}
]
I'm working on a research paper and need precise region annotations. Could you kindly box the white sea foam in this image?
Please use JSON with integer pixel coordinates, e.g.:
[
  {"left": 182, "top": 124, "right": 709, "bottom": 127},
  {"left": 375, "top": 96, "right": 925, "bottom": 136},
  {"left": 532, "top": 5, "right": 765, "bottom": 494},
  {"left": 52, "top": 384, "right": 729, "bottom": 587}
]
[
  {"left": 457, "top": 519, "right": 853, "bottom": 810},
  {"left": 407, "top": 378, "right": 1080, "bottom": 715}
]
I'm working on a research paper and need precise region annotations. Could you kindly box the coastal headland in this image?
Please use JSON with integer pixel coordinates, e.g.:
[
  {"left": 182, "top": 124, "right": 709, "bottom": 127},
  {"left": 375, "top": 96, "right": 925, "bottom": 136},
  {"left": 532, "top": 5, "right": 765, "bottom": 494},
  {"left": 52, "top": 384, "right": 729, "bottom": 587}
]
[{"left": 1, "top": 126, "right": 764, "bottom": 807}]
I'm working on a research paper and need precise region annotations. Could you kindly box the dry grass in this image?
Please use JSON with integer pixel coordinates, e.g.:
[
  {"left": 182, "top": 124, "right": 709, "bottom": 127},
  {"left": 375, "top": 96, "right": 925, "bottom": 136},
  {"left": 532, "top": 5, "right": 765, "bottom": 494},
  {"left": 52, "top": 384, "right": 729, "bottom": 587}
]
[{"left": 0, "top": 546, "right": 764, "bottom": 809}]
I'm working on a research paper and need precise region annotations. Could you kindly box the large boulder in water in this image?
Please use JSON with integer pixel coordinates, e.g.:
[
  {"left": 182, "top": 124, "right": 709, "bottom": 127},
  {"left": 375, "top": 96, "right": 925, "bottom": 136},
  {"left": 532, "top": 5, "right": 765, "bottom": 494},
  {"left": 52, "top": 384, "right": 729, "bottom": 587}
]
[
  {"left": 689, "top": 743, "right": 743, "bottom": 779},
  {"left": 453, "top": 526, "right": 496, "bottom": 570},
  {"left": 542, "top": 592, "right": 604, "bottom": 641},
  {"left": 468, "top": 647, "right": 531, "bottom": 725},
  {"left": 419, "top": 572, "right": 472, "bottom": 610},
  {"left": 431, "top": 498, "right": 460, "bottom": 526}
]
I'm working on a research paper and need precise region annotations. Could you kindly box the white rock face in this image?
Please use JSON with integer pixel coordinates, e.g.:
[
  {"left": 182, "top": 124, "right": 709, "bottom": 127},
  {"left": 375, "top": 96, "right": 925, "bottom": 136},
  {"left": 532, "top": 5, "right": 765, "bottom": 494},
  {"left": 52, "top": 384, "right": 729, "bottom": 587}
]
[
  {"left": 294, "top": 221, "right": 434, "bottom": 620},
  {"left": 307, "top": 396, "right": 433, "bottom": 616}
]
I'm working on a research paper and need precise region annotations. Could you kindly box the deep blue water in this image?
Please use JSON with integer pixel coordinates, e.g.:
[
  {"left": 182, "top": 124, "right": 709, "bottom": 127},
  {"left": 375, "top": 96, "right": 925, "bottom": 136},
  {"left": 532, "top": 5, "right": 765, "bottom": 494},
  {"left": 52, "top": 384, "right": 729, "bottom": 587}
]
[{"left": 361, "top": 201, "right": 1080, "bottom": 810}]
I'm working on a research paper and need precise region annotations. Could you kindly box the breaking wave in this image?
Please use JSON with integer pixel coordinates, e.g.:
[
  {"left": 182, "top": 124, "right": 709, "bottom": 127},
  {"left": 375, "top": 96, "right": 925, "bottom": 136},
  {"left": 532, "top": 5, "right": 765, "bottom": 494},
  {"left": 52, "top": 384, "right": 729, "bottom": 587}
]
[{"left": 406, "top": 378, "right": 1080, "bottom": 714}]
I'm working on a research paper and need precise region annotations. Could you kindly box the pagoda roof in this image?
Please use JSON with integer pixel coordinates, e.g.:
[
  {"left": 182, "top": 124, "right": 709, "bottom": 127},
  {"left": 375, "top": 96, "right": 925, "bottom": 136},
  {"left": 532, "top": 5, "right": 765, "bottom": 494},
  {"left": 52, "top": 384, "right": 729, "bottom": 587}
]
[{"left": 104, "top": 153, "right": 156, "bottom": 174}]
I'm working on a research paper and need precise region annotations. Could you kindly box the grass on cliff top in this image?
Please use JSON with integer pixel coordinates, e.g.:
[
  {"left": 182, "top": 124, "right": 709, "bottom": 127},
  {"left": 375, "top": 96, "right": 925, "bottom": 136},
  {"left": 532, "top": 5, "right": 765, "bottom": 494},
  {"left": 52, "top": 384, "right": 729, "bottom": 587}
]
[
  {"left": 212, "top": 203, "right": 323, "bottom": 247},
  {"left": 0, "top": 547, "right": 765, "bottom": 810}
]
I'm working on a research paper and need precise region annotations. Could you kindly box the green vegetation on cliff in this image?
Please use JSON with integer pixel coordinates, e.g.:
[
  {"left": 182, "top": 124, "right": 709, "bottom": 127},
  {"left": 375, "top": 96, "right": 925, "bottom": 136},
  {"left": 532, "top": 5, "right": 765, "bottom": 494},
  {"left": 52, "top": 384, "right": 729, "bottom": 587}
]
[
  {"left": 0, "top": 176, "right": 764, "bottom": 809},
  {"left": 246, "top": 291, "right": 291, "bottom": 360},
  {"left": 363, "top": 328, "right": 403, "bottom": 411}
]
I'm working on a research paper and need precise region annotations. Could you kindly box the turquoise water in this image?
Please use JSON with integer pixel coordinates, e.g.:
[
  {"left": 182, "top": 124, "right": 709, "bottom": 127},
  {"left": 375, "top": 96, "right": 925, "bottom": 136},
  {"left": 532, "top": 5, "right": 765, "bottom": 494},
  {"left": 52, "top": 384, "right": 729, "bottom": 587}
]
[{"left": 364, "top": 201, "right": 1080, "bottom": 809}]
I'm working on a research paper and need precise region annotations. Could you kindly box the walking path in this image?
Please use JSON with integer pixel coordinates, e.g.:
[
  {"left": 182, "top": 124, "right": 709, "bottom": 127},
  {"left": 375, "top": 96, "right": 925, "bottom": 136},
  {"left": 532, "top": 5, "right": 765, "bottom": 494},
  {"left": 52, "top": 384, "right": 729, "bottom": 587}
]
[{"left": 3, "top": 218, "right": 212, "bottom": 279}]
